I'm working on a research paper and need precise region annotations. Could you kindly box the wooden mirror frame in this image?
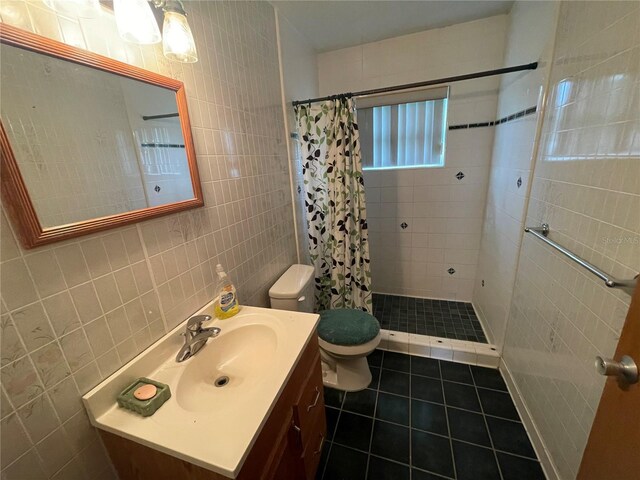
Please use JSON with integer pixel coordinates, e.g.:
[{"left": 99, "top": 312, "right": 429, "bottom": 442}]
[{"left": 0, "top": 23, "right": 203, "bottom": 249}]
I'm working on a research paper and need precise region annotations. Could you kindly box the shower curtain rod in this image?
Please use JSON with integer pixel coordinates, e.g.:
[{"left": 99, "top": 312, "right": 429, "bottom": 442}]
[{"left": 291, "top": 61, "right": 538, "bottom": 106}]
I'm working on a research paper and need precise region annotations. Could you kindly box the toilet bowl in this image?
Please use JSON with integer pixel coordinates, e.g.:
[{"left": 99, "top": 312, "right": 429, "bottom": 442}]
[{"left": 269, "top": 264, "right": 380, "bottom": 392}]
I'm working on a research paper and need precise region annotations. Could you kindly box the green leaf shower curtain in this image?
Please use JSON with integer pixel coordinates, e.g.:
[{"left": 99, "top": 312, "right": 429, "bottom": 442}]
[{"left": 294, "top": 98, "right": 372, "bottom": 313}]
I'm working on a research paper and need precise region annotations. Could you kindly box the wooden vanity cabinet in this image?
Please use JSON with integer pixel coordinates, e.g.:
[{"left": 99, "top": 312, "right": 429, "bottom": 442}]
[{"left": 100, "top": 334, "right": 326, "bottom": 480}]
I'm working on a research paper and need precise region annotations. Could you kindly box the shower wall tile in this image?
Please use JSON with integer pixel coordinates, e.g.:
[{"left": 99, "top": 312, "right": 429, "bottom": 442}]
[
  {"left": 318, "top": 15, "right": 508, "bottom": 118},
  {"left": 365, "top": 127, "right": 496, "bottom": 301},
  {"left": 318, "top": 15, "right": 508, "bottom": 301},
  {"left": 473, "top": 1, "right": 559, "bottom": 348},
  {"left": 0, "top": 1, "right": 295, "bottom": 478},
  {"left": 502, "top": 2, "right": 640, "bottom": 478},
  {"left": 276, "top": 12, "right": 319, "bottom": 266}
]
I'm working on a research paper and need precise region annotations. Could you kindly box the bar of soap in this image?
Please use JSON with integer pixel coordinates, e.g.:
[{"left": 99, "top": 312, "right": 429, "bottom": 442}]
[
  {"left": 134, "top": 384, "right": 157, "bottom": 400},
  {"left": 117, "top": 377, "right": 171, "bottom": 417}
]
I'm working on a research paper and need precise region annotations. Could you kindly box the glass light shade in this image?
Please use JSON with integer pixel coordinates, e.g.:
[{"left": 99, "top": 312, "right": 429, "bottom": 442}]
[
  {"left": 42, "top": 0, "right": 100, "bottom": 18},
  {"left": 162, "top": 11, "right": 198, "bottom": 63},
  {"left": 114, "top": 0, "right": 161, "bottom": 45}
]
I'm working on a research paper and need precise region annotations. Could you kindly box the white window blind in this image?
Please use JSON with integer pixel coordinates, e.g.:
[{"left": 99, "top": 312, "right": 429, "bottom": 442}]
[{"left": 358, "top": 87, "right": 448, "bottom": 170}]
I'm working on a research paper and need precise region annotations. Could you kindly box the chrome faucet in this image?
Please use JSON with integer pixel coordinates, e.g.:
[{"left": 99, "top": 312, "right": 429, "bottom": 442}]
[{"left": 176, "top": 315, "right": 221, "bottom": 362}]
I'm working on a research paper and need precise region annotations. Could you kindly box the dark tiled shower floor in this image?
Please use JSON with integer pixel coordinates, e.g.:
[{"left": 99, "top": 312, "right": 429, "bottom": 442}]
[
  {"left": 317, "top": 350, "right": 544, "bottom": 480},
  {"left": 372, "top": 294, "right": 488, "bottom": 343}
]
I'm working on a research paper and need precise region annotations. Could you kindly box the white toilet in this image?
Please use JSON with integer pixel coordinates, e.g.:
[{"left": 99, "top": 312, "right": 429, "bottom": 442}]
[{"left": 269, "top": 264, "right": 381, "bottom": 392}]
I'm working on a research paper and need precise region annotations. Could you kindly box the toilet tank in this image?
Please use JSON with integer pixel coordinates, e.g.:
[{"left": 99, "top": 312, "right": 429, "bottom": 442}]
[{"left": 269, "top": 264, "right": 315, "bottom": 313}]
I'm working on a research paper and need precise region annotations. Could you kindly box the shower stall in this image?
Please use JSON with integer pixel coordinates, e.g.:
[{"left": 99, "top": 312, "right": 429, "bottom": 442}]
[
  {"left": 290, "top": 8, "right": 557, "bottom": 361},
  {"left": 292, "top": 49, "right": 540, "bottom": 357}
]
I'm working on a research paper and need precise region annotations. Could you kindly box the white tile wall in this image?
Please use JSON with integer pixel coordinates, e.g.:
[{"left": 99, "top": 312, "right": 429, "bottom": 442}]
[
  {"left": 502, "top": 1, "right": 640, "bottom": 478},
  {"left": 317, "top": 16, "right": 508, "bottom": 300},
  {"left": 317, "top": 16, "right": 508, "bottom": 106},
  {"left": 0, "top": 1, "right": 296, "bottom": 478},
  {"left": 473, "top": 1, "right": 559, "bottom": 348},
  {"left": 366, "top": 150, "right": 490, "bottom": 300},
  {"left": 275, "top": 10, "right": 320, "bottom": 265}
]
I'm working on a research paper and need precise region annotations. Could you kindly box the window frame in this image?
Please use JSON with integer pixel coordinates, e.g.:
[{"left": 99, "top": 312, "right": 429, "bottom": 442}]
[{"left": 357, "top": 86, "right": 449, "bottom": 171}]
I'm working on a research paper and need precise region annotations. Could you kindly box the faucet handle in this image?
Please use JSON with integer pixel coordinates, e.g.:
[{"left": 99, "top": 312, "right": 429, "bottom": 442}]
[{"left": 186, "top": 315, "right": 212, "bottom": 332}]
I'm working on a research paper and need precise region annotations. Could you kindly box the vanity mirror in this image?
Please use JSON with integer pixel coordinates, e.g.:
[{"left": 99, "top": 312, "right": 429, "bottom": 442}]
[{"left": 0, "top": 24, "right": 203, "bottom": 249}]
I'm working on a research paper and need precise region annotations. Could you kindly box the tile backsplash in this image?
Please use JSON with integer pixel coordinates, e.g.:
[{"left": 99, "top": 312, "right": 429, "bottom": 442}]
[
  {"left": 502, "top": 1, "right": 640, "bottom": 478},
  {"left": 0, "top": 1, "right": 296, "bottom": 479}
]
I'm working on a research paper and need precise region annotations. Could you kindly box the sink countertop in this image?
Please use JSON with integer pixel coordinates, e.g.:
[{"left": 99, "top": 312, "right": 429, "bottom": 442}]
[{"left": 82, "top": 303, "right": 320, "bottom": 478}]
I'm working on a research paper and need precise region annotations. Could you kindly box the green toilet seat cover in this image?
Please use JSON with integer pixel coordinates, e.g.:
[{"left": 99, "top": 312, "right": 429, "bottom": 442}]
[{"left": 317, "top": 309, "right": 381, "bottom": 346}]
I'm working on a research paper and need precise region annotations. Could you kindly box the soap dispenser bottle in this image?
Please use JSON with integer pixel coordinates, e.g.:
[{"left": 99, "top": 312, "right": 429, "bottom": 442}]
[{"left": 214, "top": 264, "right": 240, "bottom": 319}]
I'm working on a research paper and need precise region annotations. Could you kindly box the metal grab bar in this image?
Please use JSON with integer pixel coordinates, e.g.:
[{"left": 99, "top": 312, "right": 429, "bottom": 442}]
[{"left": 524, "top": 223, "right": 638, "bottom": 293}]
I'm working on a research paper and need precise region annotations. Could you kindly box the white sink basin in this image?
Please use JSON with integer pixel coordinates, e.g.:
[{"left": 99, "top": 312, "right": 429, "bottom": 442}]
[
  {"left": 175, "top": 322, "right": 279, "bottom": 413},
  {"left": 82, "top": 303, "right": 319, "bottom": 478}
]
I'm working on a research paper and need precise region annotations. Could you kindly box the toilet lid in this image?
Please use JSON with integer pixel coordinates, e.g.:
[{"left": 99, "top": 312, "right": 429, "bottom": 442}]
[{"left": 317, "top": 309, "right": 380, "bottom": 346}]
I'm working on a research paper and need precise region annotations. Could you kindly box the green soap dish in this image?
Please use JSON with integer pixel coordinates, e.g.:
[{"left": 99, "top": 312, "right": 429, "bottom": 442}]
[{"left": 117, "top": 377, "right": 171, "bottom": 417}]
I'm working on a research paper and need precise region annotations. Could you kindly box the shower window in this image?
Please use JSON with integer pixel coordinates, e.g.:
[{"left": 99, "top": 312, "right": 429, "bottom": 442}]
[{"left": 358, "top": 87, "right": 448, "bottom": 170}]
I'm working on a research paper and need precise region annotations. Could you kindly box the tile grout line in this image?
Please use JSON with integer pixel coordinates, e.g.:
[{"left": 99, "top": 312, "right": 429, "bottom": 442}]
[
  {"left": 341, "top": 389, "right": 521, "bottom": 426},
  {"left": 408, "top": 353, "right": 413, "bottom": 480},
  {"left": 319, "top": 388, "right": 344, "bottom": 480},
  {"left": 472, "top": 368, "right": 504, "bottom": 480},
  {"left": 439, "top": 359, "right": 458, "bottom": 479},
  {"left": 380, "top": 366, "right": 509, "bottom": 392},
  {"left": 364, "top": 350, "right": 383, "bottom": 479},
  {"left": 376, "top": 369, "right": 513, "bottom": 400},
  {"left": 329, "top": 409, "right": 538, "bottom": 459},
  {"left": 324, "top": 351, "right": 542, "bottom": 480},
  {"left": 470, "top": 370, "right": 544, "bottom": 464},
  {"left": 329, "top": 437, "right": 538, "bottom": 471},
  {"left": 325, "top": 438, "right": 456, "bottom": 480}
]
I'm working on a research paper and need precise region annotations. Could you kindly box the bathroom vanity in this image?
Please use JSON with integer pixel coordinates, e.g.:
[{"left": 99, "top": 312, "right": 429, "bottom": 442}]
[{"left": 83, "top": 304, "right": 325, "bottom": 479}]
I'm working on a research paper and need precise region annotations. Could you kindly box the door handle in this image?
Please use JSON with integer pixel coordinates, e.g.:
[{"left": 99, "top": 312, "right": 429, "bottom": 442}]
[
  {"left": 314, "top": 434, "right": 325, "bottom": 455},
  {"left": 595, "top": 355, "right": 638, "bottom": 384},
  {"left": 307, "top": 387, "right": 321, "bottom": 412}
]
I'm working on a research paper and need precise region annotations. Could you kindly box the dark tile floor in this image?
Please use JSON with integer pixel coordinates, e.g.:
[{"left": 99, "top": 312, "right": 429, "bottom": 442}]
[
  {"left": 316, "top": 350, "right": 544, "bottom": 480},
  {"left": 372, "top": 294, "right": 488, "bottom": 343}
]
